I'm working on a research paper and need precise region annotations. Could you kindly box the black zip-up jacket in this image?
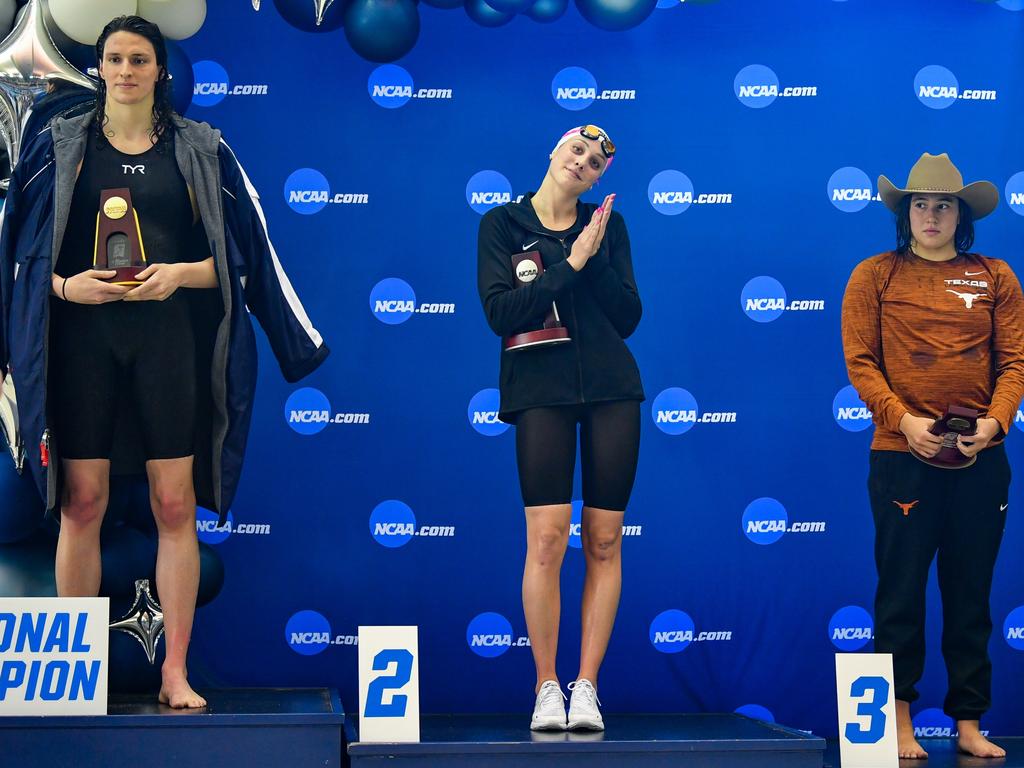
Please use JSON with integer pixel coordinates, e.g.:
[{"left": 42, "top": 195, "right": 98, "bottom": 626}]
[{"left": 477, "top": 193, "right": 644, "bottom": 422}]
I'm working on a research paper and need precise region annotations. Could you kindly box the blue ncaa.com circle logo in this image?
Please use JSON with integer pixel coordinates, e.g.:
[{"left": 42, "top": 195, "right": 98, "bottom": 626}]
[
  {"left": 568, "top": 500, "right": 584, "bottom": 549},
  {"left": 284, "top": 168, "right": 330, "bottom": 215},
  {"left": 551, "top": 66, "right": 597, "bottom": 111},
  {"left": 368, "top": 64, "right": 413, "bottom": 109},
  {"left": 1005, "top": 172, "right": 1024, "bottom": 217},
  {"left": 651, "top": 387, "right": 699, "bottom": 435},
  {"left": 284, "top": 387, "right": 331, "bottom": 436},
  {"left": 370, "top": 278, "right": 416, "bottom": 325},
  {"left": 468, "top": 389, "right": 509, "bottom": 436},
  {"left": 1003, "top": 605, "right": 1024, "bottom": 650},
  {"left": 196, "top": 507, "right": 234, "bottom": 545},
  {"left": 466, "top": 170, "right": 512, "bottom": 215},
  {"left": 912, "top": 708, "right": 955, "bottom": 736},
  {"left": 369, "top": 500, "right": 417, "bottom": 548},
  {"left": 827, "top": 167, "right": 874, "bottom": 213},
  {"left": 191, "top": 60, "right": 229, "bottom": 107},
  {"left": 742, "top": 497, "right": 788, "bottom": 545},
  {"left": 833, "top": 385, "right": 872, "bottom": 432},
  {"left": 286, "top": 610, "right": 332, "bottom": 656},
  {"left": 648, "top": 170, "right": 694, "bottom": 215},
  {"left": 734, "top": 64, "right": 779, "bottom": 109},
  {"left": 650, "top": 609, "right": 695, "bottom": 654},
  {"left": 735, "top": 704, "right": 775, "bottom": 723},
  {"left": 466, "top": 612, "right": 514, "bottom": 658},
  {"left": 741, "top": 276, "right": 786, "bottom": 323},
  {"left": 915, "top": 65, "right": 959, "bottom": 109},
  {"left": 829, "top": 605, "right": 873, "bottom": 651}
]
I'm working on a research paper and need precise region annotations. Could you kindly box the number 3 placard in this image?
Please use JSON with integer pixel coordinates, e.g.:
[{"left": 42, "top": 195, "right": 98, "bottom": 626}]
[
  {"left": 358, "top": 626, "right": 420, "bottom": 743},
  {"left": 835, "top": 653, "right": 898, "bottom": 768}
]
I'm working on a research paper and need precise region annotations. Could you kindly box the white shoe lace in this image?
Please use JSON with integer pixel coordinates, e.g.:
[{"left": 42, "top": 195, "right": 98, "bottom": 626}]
[
  {"left": 568, "top": 679, "right": 601, "bottom": 709},
  {"left": 536, "top": 680, "right": 566, "bottom": 713}
]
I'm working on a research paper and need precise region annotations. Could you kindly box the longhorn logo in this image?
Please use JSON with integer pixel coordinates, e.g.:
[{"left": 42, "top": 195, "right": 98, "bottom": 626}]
[
  {"left": 893, "top": 500, "right": 919, "bottom": 516},
  {"left": 946, "top": 289, "right": 986, "bottom": 309}
]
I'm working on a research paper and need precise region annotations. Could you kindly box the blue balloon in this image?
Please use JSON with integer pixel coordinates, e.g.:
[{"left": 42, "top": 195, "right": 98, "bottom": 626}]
[
  {"left": 528, "top": 0, "right": 568, "bottom": 21},
  {"left": 486, "top": 0, "right": 532, "bottom": 11},
  {"left": 99, "top": 525, "right": 157, "bottom": 599},
  {"left": 197, "top": 543, "right": 224, "bottom": 607},
  {"left": 0, "top": 533, "right": 56, "bottom": 597},
  {"left": 165, "top": 41, "right": 195, "bottom": 117},
  {"left": 465, "top": 0, "right": 515, "bottom": 26},
  {"left": 422, "top": 0, "right": 462, "bottom": 7},
  {"left": 0, "top": 467, "right": 44, "bottom": 544},
  {"left": 574, "top": 0, "right": 657, "bottom": 29},
  {"left": 273, "top": 0, "right": 347, "bottom": 32},
  {"left": 344, "top": 0, "right": 421, "bottom": 63}
]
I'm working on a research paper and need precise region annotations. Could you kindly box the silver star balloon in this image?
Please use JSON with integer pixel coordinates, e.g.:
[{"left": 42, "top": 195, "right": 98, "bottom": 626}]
[
  {"left": 252, "top": 0, "right": 261, "bottom": 9},
  {"left": 315, "top": 0, "right": 337, "bottom": 25},
  {"left": 0, "top": 0, "right": 94, "bottom": 172},
  {"left": 109, "top": 579, "right": 166, "bottom": 665}
]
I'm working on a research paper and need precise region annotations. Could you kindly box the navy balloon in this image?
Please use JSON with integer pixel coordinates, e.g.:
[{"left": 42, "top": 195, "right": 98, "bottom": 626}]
[
  {"left": 196, "top": 543, "right": 225, "bottom": 607},
  {"left": 0, "top": 467, "right": 44, "bottom": 544},
  {"left": 574, "top": 0, "right": 656, "bottom": 30},
  {"left": 486, "top": 0, "right": 532, "bottom": 12},
  {"left": 99, "top": 526, "right": 157, "bottom": 598},
  {"left": 421, "top": 0, "right": 462, "bottom": 7},
  {"left": 165, "top": 41, "right": 195, "bottom": 117},
  {"left": 528, "top": 0, "right": 568, "bottom": 21},
  {"left": 465, "top": 0, "right": 515, "bottom": 26},
  {"left": 344, "top": 0, "right": 421, "bottom": 63},
  {"left": 274, "top": 0, "right": 347, "bottom": 31},
  {"left": 0, "top": 533, "right": 56, "bottom": 597}
]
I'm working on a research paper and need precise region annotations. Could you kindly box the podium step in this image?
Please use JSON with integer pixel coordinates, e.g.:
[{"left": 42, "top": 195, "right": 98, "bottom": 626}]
[
  {"left": 1, "top": 688, "right": 346, "bottom": 768},
  {"left": 348, "top": 713, "right": 825, "bottom": 767}
]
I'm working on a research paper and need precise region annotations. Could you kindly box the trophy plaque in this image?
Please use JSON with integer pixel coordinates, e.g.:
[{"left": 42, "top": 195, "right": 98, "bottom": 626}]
[
  {"left": 910, "top": 405, "right": 979, "bottom": 469},
  {"left": 94, "top": 187, "right": 146, "bottom": 285},
  {"left": 503, "top": 251, "right": 572, "bottom": 352}
]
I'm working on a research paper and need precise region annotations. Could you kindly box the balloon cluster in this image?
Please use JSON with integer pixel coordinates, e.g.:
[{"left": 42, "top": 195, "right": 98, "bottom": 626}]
[{"left": 273, "top": 0, "right": 659, "bottom": 61}]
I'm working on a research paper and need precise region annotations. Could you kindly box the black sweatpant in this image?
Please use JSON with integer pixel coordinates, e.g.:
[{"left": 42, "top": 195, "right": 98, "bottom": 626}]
[{"left": 868, "top": 446, "right": 1010, "bottom": 720}]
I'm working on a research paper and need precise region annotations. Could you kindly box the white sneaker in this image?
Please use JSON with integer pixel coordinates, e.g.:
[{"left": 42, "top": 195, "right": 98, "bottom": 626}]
[
  {"left": 530, "top": 680, "right": 567, "bottom": 731},
  {"left": 567, "top": 679, "right": 603, "bottom": 730}
]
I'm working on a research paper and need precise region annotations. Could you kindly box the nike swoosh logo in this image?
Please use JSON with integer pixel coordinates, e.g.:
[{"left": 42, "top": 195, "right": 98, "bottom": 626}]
[
  {"left": 523, "top": 241, "right": 539, "bottom": 251},
  {"left": 1001, "top": 503, "right": 1008, "bottom": 511},
  {"left": 965, "top": 271, "right": 985, "bottom": 276}
]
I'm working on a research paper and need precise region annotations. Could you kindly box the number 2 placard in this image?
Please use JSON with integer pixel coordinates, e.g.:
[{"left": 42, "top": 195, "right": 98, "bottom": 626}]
[
  {"left": 835, "top": 653, "right": 898, "bottom": 768},
  {"left": 358, "top": 626, "right": 420, "bottom": 743}
]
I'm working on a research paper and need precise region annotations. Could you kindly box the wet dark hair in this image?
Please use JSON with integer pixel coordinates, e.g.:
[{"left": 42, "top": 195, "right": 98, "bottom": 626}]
[
  {"left": 93, "top": 16, "right": 176, "bottom": 149},
  {"left": 895, "top": 194, "right": 975, "bottom": 255}
]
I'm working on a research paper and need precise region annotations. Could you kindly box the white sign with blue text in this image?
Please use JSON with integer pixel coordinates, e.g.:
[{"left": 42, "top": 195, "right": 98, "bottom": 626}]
[
  {"left": 836, "top": 652, "right": 898, "bottom": 768},
  {"left": 358, "top": 625, "right": 420, "bottom": 743},
  {"left": 0, "top": 598, "right": 109, "bottom": 715}
]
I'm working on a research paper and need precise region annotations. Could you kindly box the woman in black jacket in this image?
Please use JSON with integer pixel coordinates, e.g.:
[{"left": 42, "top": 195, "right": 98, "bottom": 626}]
[{"left": 477, "top": 125, "right": 643, "bottom": 732}]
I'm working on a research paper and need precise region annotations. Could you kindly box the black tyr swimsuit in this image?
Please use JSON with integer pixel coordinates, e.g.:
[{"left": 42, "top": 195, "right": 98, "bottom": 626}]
[{"left": 50, "top": 131, "right": 209, "bottom": 460}]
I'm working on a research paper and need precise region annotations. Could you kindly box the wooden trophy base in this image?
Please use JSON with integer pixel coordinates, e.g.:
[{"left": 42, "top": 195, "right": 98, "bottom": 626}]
[{"left": 504, "top": 327, "right": 571, "bottom": 352}]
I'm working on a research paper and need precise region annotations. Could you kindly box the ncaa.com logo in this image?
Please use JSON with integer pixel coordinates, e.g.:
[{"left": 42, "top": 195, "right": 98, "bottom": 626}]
[
  {"left": 1005, "top": 172, "right": 1024, "bottom": 217},
  {"left": 466, "top": 612, "right": 530, "bottom": 658},
  {"left": 651, "top": 388, "right": 737, "bottom": 435},
  {"left": 734, "top": 65, "right": 817, "bottom": 109},
  {"left": 191, "top": 60, "right": 269, "bottom": 108},
  {"left": 829, "top": 605, "right": 873, "bottom": 651},
  {"left": 196, "top": 508, "right": 271, "bottom": 545},
  {"left": 1004, "top": 605, "right": 1024, "bottom": 650},
  {"left": 567, "top": 500, "right": 643, "bottom": 549},
  {"left": 648, "top": 170, "right": 733, "bottom": 215},
  {"left": 833, "top": 385, "right": 872, "bottom": 432},
  {"left": 369, "top": 500, "right": 455, "bottom": 549},
  {"left": 367, "top": 64, "right": 453, "bottom": 109},
  {"left": 285, "top": 610, "right": 358, "bottom": 656},
  {"left": 912, "top": 708, "right": 989, "bottom": 738},
  {"left": 741, "top": 276, "right": 825, "bottom": 323},
  {"left": 742, "top": 497, "right": 826, "bottom": 545},
  {"left": 468, "top": 389, "right": 509, "bottom": 436},
  {"left": 466, "top": 170, "right": 517, "bottom": 214},
  {"left": 649, "top": 609, "right": 732, "bottom": 654},
  {"left": 369, "top": 278, "right": 456, "bottom": 325},
  {"left": 284, "top": 388, "right": 370, "bottom": 435},
  {"left": 551, "top": 67, "right": 636, "bottom": 111},
  {"left": 284, "top": 168, "right": 369, "bottom": 215},
  {"left": 827, "top": 167, "right": 881, "bottom": 213},
  {"left": 914, "top": 65, "right": 997, "bottom": 110}
]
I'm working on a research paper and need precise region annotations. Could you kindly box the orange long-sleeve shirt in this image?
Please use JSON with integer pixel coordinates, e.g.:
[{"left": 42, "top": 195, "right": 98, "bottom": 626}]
[{"left": 841, "top": 250, "right": 1024, "bottom": 452}]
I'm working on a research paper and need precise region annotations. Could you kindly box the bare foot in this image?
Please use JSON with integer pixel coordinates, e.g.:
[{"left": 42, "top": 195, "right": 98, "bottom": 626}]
[
  {"left": 896, "top": 700, "right": 928, "bottom": 759},
  {"left": 957, "top": 720, "right": 1006, "bottom": 758},
  {"left": 159, "top": 668, "right": 207, "bottom": 709}
]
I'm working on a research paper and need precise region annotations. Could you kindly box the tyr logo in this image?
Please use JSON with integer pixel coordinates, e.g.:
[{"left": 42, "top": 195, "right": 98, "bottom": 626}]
[{"left": 122, "top": 164, "right": 145, "bottom": 175}]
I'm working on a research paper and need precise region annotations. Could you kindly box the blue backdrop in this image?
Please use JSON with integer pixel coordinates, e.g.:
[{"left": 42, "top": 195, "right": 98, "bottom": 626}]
[{"left": 62, "top": 0, "right": 1024, "bottom": 738}]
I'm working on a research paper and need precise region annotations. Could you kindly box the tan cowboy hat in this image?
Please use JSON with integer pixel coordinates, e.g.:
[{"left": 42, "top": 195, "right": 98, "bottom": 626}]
[{"left": 878, "top": 152, "right": 999, "bottom": 219}]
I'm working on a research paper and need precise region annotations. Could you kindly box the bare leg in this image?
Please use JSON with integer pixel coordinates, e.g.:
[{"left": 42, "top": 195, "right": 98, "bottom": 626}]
[
  {"left": 55, "top": 459, "right": 110, "bottom": 597},
  {"left": 576, "top": 507, "right": 624, "bottom": 687},
  {"left": 523, "top": 504, "right": 571, "bottom": 692},
  {"left": 957, "top": 719, "right": 1005, "bottom": 758},
  {"left": 147, "top": 456, "right": 206, "bottom": 709},
  {"left": 896, "top": 699, "right": 928, "bottom": 759}
]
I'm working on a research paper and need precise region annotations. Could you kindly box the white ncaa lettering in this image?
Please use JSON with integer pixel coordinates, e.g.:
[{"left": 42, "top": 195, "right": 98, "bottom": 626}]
[
  {"left": 516, "top": 260, "right": 539, "bottom": 283},
  {"left": 832, "top": 627, "right": 872, "bottom": 640},
  {"left": 1008, "top": 627, "right": 1024, "bottom": 639},
  {"left": 471, "top": 192, "right": 511, "bottom": 205},
  {"left": 472, "top": 411, "right": 500, "bottom": 424},
  {"left": 946, "top": 289, "right": 986, "bottom": 308},
  {"left": 837, "top": 406, "right": 871, "bottom": 420}
]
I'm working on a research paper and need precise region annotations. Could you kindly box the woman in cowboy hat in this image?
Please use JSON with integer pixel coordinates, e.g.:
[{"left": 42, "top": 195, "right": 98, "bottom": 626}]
[{"left": 841, "top": 153, "right": 1024, "bottom": 759}]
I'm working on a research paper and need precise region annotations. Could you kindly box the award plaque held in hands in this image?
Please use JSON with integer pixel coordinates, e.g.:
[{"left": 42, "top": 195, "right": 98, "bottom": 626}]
[
  {"left": 503, "top": 251, "right": 571, "bottom": 352},
  {"left": 94, "top": 187, "right": 146, "bottom": 285},
  {"left": 910, "top": 406, "right": 979, "bottom": 469}
]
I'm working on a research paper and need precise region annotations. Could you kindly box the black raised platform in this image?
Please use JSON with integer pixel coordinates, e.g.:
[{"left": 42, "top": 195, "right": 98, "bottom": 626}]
[
  {"left": 0, "top": 688, "right": 346, "bottom": 768},
  {"left": 347, "top": 713, "right": 825, "bottom": 767},
  {"left": 823, "top": 737, "right": 1024, "bottom": 767}
]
